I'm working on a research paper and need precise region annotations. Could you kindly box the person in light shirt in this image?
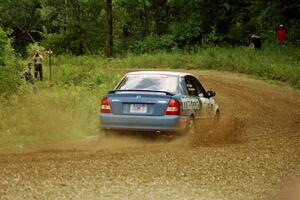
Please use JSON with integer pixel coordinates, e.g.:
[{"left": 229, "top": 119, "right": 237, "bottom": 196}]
[{"left": 33, "top": 51, "right": 44, "bottom": 81}]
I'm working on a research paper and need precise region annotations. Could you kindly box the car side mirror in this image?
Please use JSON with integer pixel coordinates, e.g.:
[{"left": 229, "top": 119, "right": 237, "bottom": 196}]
[{"left": 207, "top": 90, "right": 216, "bottom": 98}]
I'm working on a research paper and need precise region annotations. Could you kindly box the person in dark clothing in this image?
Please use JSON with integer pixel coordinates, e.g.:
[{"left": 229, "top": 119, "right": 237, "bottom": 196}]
[
  {"left": 249, "top": 35, "right": 262, "bottom": 50},
  {"left": 21, "top": 63, "right": 35, "bottom": 84},
  {"left": 21, "top": 63, "right": 38, "bottom": 93},
  {"left": 33, "top": 51, "right": 43, "bottom": 81}
]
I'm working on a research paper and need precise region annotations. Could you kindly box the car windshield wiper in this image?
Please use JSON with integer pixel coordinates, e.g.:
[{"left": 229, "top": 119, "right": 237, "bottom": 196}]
[{"left": 109, "top": 89, "right": 174, "bottom": 96}]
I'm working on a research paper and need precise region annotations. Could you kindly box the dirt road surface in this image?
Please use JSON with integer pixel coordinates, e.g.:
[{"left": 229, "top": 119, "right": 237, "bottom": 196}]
[{"left": 0, "top": 70, "right": 299, "bottom": 200}]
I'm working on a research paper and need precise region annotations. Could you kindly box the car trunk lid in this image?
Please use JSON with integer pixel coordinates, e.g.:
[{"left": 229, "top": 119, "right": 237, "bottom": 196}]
[{"left": 107, "top": 90, "right": 173, "bottom": 116}]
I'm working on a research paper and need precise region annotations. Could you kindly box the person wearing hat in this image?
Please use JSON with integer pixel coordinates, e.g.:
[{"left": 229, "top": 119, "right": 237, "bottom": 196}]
[
  {"left": 277, "top": 24, "right": 286, "bottom": 45},
  {"left": 249, "top": 34, "right": 262, "bottom": 50}
]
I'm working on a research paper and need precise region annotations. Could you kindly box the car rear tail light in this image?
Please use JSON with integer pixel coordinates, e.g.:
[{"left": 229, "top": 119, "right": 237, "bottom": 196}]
[
  {"left": 100, "top": 97, "right": 111, "bottom": 113},
  {"left": 165, "top": 99, "right": 180, "bottom": 115}
]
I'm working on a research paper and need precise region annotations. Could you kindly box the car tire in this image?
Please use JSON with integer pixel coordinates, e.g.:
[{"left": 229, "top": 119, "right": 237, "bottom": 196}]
[{"left": 214, "top": 110, "right": 220, "bottom": 123}]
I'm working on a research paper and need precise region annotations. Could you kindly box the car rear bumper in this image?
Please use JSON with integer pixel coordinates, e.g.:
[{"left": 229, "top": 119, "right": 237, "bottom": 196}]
[{"left": 99, "top": 114, "right": 186, "bottom": 132}]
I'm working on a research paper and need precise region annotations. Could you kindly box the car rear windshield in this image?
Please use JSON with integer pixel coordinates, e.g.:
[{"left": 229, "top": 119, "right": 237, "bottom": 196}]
[{"left": 116, "top": 74, "right": 178, "bottom": 93}]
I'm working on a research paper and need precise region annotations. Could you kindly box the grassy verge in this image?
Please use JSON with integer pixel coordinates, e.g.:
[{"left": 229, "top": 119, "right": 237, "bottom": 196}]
[
  {"left": 50, "top": 45, "right": 300, "bottom": 89},
  {"left": 0, "top": 45, "right": 299, "bottom": 148},
  {"left": 0, "top": 71, "right": 122, "bottom": 148}
]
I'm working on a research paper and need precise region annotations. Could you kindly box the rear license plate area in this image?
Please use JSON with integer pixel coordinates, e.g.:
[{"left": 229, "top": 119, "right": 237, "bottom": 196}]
[{"left": 130, "top": 104, "right": 147, "bottom": 114}]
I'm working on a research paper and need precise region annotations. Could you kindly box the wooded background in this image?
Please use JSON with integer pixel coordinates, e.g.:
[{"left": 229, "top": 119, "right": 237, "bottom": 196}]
[{"left": 0, "top": 0, "right": 299, "bottom": 56}]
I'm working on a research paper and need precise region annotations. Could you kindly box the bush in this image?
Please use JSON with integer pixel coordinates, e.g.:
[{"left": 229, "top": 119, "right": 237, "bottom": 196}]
[
  {"left": 0, "top": 67, "right": 22, "bottom": 95},
  {"left": 0, "top": 27, "right": 21, "bottom": 95},
  {"left": 41, "top": 33, "right": 69, "bottom": 55},
  {"left": 26, "top": 43, "right": 46, "bottom": 58},
  {"left": 0, "top": 27, "right": 13, "bottom": 66},
  {"left": 129, "top": 35, "right": 176, "bottom": 54}
]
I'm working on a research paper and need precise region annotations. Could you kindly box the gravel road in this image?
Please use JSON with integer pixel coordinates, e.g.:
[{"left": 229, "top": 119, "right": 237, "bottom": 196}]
[{"left": 0, "top": 70, "right": 299, "bottom": 200}]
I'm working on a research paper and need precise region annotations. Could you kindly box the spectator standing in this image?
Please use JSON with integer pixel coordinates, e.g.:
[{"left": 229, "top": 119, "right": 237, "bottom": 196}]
[
  {"left": 249, "top": 35, "right": 262, "bottom": 50},
  {"left": 277, "top": 24, "right": 286, "bottom": 45},
  {"left": 33, "top": 51, "right": 43, "bottom": 81}
]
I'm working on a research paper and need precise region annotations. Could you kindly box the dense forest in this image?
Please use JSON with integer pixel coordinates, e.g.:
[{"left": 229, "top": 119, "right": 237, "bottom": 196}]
[{"left": 0, "top": 0, "right": 299, "bottom": 56}]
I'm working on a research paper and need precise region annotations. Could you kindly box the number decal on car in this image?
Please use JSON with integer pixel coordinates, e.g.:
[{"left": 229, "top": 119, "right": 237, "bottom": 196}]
[{"left": 182, "top": 98, "right": 201, "bottom": 110}]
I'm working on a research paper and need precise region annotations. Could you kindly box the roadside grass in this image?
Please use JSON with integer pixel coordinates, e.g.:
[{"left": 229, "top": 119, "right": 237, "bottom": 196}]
[
  {"left": 50, "top": 44, "right": 300, "bottom": 89},
  {"left": 0, "top": 71, "right": 122, "bottom": 148},
  {"left": 0, "top": 45, "right": 299, "bottom": 148}
]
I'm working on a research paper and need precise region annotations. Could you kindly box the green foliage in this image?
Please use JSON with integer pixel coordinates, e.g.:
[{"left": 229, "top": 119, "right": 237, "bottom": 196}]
[
  {"left": 1, "top": 0, "right": 300, "bottom": 54},
  {"left": 50, "top": 55, "right": 122, "bottom": 90},
  {"left": 129, "top": 35, "right": 176, "bottom": 53},
  {"left": 0, "top": 67, "right": 22, "bottom": 95},
  {"left": 41, "top": 32, "right": 74, "bottom": 55},
  {"left": 201, "top": 26, "right": 223, "bottom": 47},
  {"left": 0, "top": 27, "right": 14, "bottom": 66},
  {"left": 26, "top": 43, "right": 46, "bottom": 57},
  {"left": 0, "top": 0, "right": 43, "bottom": 54},
  {"left": 38, "top": 0, "right": 105, "bottom": 55},
  {"left": 0, "top": 27, "right": 21, "bottom": 95}
]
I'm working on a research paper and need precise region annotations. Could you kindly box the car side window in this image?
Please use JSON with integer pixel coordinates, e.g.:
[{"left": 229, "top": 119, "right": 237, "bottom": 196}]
[
  {"left": 185, "top": 76, "right": 199, "bottom": 96},
  {"left": 185, "top": 76, "right": 206, "bottom": 97},
  {"left": 191, "top": 77, "right": 206, "bottom": 96}
]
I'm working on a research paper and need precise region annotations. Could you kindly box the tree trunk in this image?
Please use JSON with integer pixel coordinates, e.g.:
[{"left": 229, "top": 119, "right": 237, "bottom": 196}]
[
  {"left": 75, "top": 0, "right": 85, "bottom": 55},
  {"left": 104, "top": 0, "right": 113, "bottom": 57},
  {"left": 143, "top": 0, "right": 149, "bottom": 36}
]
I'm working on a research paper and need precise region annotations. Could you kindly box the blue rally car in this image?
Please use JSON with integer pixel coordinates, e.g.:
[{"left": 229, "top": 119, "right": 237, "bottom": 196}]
[{"left": 99, "top": 71, "right": 219, "bottom": 134}]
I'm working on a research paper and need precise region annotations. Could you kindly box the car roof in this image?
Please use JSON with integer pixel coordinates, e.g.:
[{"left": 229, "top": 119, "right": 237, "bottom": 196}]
[{"left": 126, "top": 71, "right": 194, "bottom": 77}]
